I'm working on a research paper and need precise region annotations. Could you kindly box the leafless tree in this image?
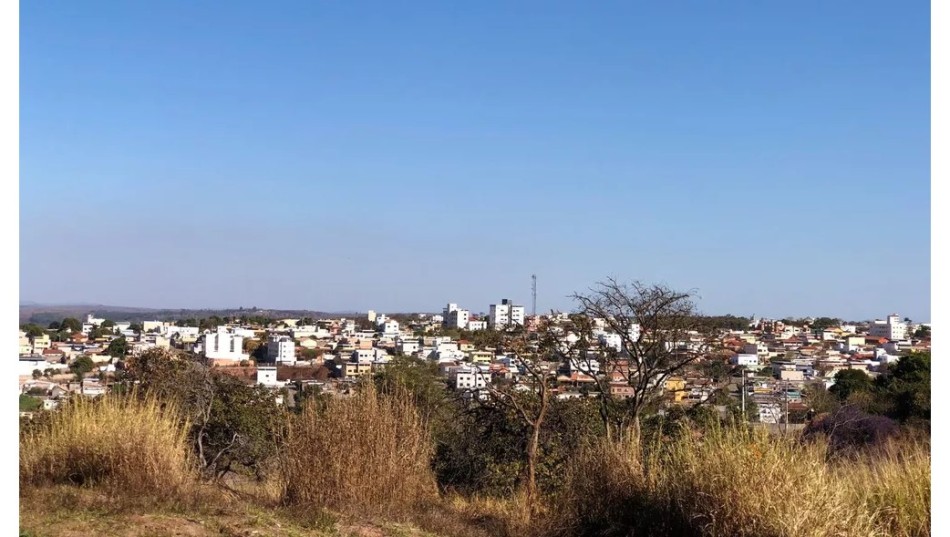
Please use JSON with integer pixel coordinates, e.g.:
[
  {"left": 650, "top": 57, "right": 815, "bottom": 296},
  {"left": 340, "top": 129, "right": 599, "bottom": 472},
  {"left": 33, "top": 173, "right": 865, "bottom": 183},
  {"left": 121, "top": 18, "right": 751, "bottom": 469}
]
[
  {"left": 571, "top": 278, "right": 715, "bottom": 446},
  {"left": 480, "top": 319, "right": 560, "bottom": 508}
]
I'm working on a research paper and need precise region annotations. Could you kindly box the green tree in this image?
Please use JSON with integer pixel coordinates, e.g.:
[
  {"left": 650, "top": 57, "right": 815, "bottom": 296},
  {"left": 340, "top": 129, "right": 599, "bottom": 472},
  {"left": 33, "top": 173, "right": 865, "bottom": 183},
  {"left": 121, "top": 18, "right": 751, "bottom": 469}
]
[
  {"left": 913, "top": 325, "right": 931, "bottom": 339},
  {"left": 106, "top": 336, "right": 128, "bottom": 358},
  {"left": 61, "top": 317, "right": 82, "bottom": 332},
  {"left": 129, "top": 322, "right": 144, "bottom": 333},
  {"left": 810, "top": 317, "right": 841, "bottom": 331},
  {"left": 101, "top": 320, "right": 116, "bottom": 328},
  {"left": 21, "top": 324, "right": 46, "bottom": 338},
  {"left": 19, "top": 394, "right": 42, "bottom": 412},
  {"left": 31, "top": 369, "right": 42, "bottom": 380},
  {"left": 876, "top": 352, "right": 930, "bottom": 422},
  {"left": 69, "top": 356, "right": 95, "bottom": 378},
  {"left": 829, "top": 369, "right": 873, "bottom": 402},
  {"left": 121, "top": 348, "right": 284, "bottom": 481},
  {"left": 47, "top": 321, "right": 61, "bottom": 330}
]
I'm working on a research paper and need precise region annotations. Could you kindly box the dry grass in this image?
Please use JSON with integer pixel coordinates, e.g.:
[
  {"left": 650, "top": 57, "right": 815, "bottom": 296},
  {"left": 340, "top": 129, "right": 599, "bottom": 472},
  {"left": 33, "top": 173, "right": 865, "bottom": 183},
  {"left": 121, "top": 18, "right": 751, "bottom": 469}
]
[
  {"left": 280, "top": 385, "right": 438, "bottom": 518},
  {"left": 840, "top": 437, "right": 931, "bottom": 537},
  {"left": 552, "top": 422, "right": 930, "bottom": 537},
  {"left": 19, "top": 393, "right": 193, "bottom": 498}
]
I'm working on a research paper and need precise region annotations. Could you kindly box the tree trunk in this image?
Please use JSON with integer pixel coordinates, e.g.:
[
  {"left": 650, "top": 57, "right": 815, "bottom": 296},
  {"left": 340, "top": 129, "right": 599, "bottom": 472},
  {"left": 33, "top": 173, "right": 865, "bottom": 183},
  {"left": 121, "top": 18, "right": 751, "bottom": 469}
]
[{"left": 525, "top": 422, "right": 541, "bottom": 506}]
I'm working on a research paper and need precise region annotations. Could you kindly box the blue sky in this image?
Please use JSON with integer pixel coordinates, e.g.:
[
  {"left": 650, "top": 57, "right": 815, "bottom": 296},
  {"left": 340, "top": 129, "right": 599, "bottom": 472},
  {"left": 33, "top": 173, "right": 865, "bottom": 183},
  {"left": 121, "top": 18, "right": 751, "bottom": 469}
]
[{"left": 20, "top": 1, "right": 930, "bottom": 321}]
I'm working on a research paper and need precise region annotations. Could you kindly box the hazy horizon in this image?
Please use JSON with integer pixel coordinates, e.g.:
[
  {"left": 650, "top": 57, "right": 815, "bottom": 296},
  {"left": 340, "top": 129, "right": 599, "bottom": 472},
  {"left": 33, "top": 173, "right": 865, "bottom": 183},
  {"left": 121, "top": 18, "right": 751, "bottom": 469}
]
[{"left": 20, "top": 1, "right": 931, "bottom": 322}]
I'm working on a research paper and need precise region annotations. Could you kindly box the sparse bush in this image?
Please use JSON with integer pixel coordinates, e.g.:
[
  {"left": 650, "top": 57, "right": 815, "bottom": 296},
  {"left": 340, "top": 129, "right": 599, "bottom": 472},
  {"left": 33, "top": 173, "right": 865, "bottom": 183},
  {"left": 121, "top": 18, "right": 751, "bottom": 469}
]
[{"left": 802, "top": 405, "right": 901, "bottom": 455}]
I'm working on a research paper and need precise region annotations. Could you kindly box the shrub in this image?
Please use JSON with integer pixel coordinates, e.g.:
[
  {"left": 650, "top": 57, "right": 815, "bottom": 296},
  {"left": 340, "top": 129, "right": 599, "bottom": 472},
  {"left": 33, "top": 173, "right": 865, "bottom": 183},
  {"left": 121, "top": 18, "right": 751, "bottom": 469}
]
[
  {"left": 802, "top": 405, "right": 901, "bottom": 455},
  {"left": 19, "top": 394, "right": 192, "bottom": 497},
  {"left": 280, "top": 384, "right": 437, "bottom": 517}
]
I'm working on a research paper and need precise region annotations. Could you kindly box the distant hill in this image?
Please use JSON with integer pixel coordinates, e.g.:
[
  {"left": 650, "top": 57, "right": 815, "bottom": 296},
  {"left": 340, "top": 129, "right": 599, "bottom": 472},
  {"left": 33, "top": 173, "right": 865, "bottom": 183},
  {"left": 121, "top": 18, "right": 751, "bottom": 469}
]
[{"left": 19, "top": 304, "right": 343, "bottom": 325}]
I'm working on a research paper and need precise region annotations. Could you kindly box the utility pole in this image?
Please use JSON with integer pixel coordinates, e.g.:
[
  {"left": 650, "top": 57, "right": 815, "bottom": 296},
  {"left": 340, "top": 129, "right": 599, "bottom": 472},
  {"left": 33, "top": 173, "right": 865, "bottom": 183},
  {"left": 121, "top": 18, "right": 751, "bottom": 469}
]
[
  {"left": 741, "top": 366, "right": 746, "bottom": 420},
  {"left": 784, "top": 380, "right": 789, "bottom": 435}
]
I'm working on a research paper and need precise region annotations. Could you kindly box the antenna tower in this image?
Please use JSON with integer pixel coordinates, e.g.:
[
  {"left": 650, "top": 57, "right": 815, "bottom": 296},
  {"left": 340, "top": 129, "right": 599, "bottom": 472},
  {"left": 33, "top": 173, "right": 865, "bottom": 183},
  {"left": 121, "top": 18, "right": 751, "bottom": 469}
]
[{"left": 531, "top": 274, "right": 537, "bottom": 317}]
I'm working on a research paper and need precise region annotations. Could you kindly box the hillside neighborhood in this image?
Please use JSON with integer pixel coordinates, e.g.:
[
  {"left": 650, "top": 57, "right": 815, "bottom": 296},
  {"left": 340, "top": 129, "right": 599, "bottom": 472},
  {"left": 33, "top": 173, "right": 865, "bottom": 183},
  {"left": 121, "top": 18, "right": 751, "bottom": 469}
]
[{"left": 18, "top": 301, "right": 932, "bottom": 427}]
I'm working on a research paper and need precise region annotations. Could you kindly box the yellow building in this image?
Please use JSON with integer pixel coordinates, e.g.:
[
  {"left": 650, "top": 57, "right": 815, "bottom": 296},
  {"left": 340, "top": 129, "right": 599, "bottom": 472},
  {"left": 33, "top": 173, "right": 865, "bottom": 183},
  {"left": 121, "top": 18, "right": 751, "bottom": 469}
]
[
  {"left": 30, "top": 333, "right": 51, "bottom": 354},
  {"left": 343, "top": 362, "right": 373, "bottom": 378}
]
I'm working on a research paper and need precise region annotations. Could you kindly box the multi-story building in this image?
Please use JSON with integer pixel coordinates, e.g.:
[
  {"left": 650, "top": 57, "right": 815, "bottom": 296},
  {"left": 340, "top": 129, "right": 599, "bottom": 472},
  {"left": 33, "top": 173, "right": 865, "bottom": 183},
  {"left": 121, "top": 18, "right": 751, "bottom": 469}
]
[
  {"left": 30, "top": 333, "right": 51, "bottom": 354},
  {"left": 267, "top": 335, "right": 296, "bottom": 365},
  {"left": 19, "top": 331, "right": 32, "bottom": 355},
  {"left": 443, "top": 303, "right": 470, "bottom": 329},
  {"left": 487, "top": 299, "right": 525, "bottom": 330},
  {"left": 451, "top": 365, "right": 490, "bottom": 391},
  {"left": 868, "top": 314, "right": 908, "bottom": 341},
  {"left": 466, "top": 319, "right": 487, "bottom": 331},
  {"left": 203, "top": 327, "right": 248, "bottom": 362}
]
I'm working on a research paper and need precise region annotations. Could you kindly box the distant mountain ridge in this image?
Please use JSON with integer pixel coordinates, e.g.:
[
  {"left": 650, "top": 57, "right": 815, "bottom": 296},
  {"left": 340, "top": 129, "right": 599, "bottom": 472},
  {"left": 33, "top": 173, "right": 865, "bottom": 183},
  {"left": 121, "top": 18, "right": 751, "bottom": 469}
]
[{"left": 19, "top": 304, "right": 349, "bottom": 325}]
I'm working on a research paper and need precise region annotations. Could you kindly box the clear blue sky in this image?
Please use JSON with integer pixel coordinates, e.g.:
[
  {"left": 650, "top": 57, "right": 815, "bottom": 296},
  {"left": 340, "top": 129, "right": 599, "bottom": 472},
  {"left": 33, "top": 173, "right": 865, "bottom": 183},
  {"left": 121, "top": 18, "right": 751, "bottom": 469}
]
[{"left": 20, "top": 1, "right": 930, "bottom": 321}]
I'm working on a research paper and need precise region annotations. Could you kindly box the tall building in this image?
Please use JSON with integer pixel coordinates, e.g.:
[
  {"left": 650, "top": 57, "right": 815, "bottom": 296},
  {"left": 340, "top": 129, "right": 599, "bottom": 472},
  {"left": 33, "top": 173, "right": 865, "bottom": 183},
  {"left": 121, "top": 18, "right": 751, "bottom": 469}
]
[
  {"left": 488, "top": 299, "right": 525, "bottom": 330},
  {"left": 443, "top": 303, "right": 470, "bottom": 329},
  {"left": 868, "top": 314, "right": 908, "bottom": 341},
  {"left": 267, "top": 335, "right": 296, "bottom": 365},
  {"left": 203, "top": 327, "right": 248, "bottom": 362}
]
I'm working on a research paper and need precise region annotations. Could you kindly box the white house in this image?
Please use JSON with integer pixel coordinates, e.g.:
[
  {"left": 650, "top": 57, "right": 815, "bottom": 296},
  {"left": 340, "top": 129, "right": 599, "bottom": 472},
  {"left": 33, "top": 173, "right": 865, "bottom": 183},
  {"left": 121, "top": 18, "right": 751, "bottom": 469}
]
[
  {"left": 257, "top": 366, "right": 280, "bottom": 387},
  {"left": 396, "top": 338, "right": 420, "bottom": 355},
  {"left": 466, "top": 320, "right": 487, "bottom": 331},
  {"left": 203, "top": 327, "right": 248, "bottom": 362},
  {"left": 382, "top": 320, "right": 400, "bottom": 336},
  {"left": 488, "top": 299, "right": 525, "bottom": 330},
  {"left": 267, "top": 335, "right": 296, "bottom": 365},
  {"left": 731, "top": 354, "right": 760, "bottom": 367},
  {"left": 598, "top": 332, "right": 622, "bottom": 351}
]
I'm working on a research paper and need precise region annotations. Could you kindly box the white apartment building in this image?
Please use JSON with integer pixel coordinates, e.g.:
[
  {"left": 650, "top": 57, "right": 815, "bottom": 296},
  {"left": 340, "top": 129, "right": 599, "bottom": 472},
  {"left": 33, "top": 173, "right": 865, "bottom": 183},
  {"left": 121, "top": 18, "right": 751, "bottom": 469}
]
[
  {"left": 396, "top": 337, "right": 420, "bottom": 355},
  {"left": 203, "top": 327, "right": 248, "bottom": 362},
  {"left": 443, "top": 303, "right": 471, "bottom": 329},
  {"left": 267, "top": 335, "right": 296, "bottom": 365},
  {"left": 488, "top": 299, "right": 525, "bottom": 330},
  {"left": 466, "top": 320, "right": 487, "bottom": 331},
  {"left": 452, "top": 366, "right": 490, "bottom": 390},
  {"left": 868, "top": 314, "right": 908, "bottom": 341}
]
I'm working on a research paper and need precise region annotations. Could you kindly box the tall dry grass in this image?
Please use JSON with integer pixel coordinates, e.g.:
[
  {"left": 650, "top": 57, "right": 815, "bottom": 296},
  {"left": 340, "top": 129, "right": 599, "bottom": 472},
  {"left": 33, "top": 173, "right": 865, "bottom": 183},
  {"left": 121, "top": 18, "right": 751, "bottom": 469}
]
[
  {"left": 840, "top": 437, "right": 931, "bottom": 537},
  {"left": 279, "top": 385, "right": 438, "bottom": 517},
  {"left": 20, "top": 393, "right": 193, "bottom": 497},
  {"left": 553, "top": 422, "right": 930, "bottom": 537}
]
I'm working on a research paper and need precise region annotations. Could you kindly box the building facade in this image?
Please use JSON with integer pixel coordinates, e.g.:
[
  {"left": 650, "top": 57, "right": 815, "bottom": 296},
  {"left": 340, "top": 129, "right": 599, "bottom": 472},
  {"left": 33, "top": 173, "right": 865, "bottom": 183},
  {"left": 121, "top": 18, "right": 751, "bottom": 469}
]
[
  {"left": 267, "top": 335, "right": 296, "bottom": 365},
  {"left": 487, "top": 299, "right": 525, "bottom": 330}
]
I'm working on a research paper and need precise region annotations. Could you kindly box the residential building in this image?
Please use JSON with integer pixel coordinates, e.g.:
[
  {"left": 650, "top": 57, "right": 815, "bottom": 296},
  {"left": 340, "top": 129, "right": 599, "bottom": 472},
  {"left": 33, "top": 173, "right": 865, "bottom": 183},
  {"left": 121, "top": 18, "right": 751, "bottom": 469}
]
[
  {"left": 466, "top": 319, "right": 487, "bottom": 331},
  {"left": 19, "top": 331, "right": 32, "bottom": 355},
  {"left": 382, "top": 319, "right": 400, "bottom": 336},
  {"left": 267, "top": 336, "right": 296, "bottom": 365},
  {"left": 731, "top": 354, "right": 760, "bottom": 367},
  {"left": 203, "top": 327, "right": 248, "bottom": 362},
  {"left": 443, "top": 303, "right": 470, "bottom": 329},
  {"left": 451, "top": 366, "right": 489, "bottom": 390},
  {"left": 257, "top": 366, "right": 280, "bottom": 387},
  {"left": 488, "top": 299, "right": 525, "bottom": 330},
  {"left": 31, "top": 333, "right": 51, "bottom": 354},
  {"left": 868, "top": 314, "right": 908, "bottom": 341}
]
